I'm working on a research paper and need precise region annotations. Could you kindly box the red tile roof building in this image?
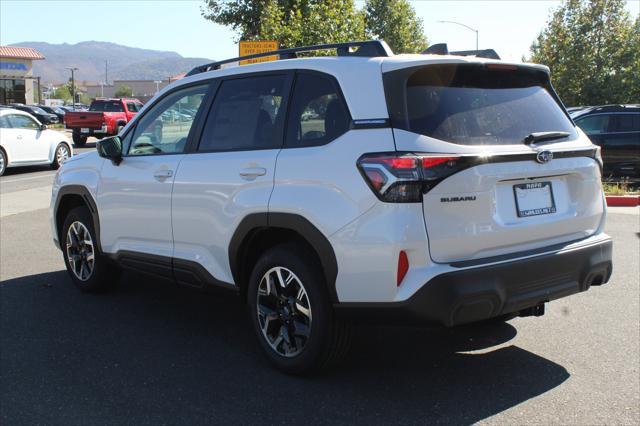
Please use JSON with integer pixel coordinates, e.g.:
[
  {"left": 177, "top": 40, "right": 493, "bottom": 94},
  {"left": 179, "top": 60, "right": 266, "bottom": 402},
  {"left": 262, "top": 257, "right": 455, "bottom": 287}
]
[{"left": 0, "top": 46, "right": 45, "bottom": 60}]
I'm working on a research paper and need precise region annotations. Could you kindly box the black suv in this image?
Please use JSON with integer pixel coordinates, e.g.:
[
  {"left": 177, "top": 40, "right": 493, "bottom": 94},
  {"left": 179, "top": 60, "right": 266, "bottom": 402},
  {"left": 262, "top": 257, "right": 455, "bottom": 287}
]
[
  {"left": 10, "top": 104, "right": 59, "bottom": 125},
  {"left": 571, "top": 105, "right": 640, "bottom": 180}
]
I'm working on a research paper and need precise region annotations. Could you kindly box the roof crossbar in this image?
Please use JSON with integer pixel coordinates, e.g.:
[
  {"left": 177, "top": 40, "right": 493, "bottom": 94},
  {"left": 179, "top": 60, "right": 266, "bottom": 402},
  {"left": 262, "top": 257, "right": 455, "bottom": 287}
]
[{"left": 185, "top": 40, "right": 394, "bottom": 77}]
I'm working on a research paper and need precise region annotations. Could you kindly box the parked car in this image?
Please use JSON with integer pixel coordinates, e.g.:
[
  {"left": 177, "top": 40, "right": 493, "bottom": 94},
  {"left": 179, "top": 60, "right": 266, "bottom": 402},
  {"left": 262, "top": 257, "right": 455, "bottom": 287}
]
[
  {"left": 0, "top": 108, "right": 72, "bottom": 176},
  {"left": 38, "top": 105, "right": 66, "bottom": 123},
  {"left": 51, "top": 40, "right": 612, "bottom": 374},
  {"left": 572, "top": 104, "right": 640, "bottom": 180},
  {"left": 10, "top": 104, "right": 59, "bottom": 125},
  {"left": 64, "top": 98, "right": 143, "bottom": 146}
]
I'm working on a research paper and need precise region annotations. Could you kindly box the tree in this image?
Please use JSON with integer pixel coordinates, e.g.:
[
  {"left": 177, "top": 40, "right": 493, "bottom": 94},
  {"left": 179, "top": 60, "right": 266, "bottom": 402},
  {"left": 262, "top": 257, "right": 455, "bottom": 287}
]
[
  {"left": 51, "top": 85, "right": 72, "bottom": 102},
  {"left": 202, "top": 0, "right": 428, "bottom": 52},
  {"left": 115, "top": 85, "right": 133, "bottom": 98},
  {"left": 202, "top": 0, "right": 297, "bottom": 41},
  {"left": 365, "top": 0, "right": 427, "bottom": 53},
  {"left": 528, "top": 0, "right": 638, "bottom": 106},
  {"left": 258, "top": 0, "right": 365, "bottom": 49}
]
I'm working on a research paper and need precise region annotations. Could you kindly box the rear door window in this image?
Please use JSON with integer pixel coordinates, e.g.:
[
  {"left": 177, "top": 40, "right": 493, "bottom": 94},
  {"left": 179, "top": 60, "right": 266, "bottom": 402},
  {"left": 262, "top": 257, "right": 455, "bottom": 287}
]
[
  {"left": 610, "top": 114, "right": 640, "bottom": 132},
  {"left": 576, "top": 114, "right": 610, "bottom": 134},
  {"left": 384, "top": 64, "right": 577, "bottom": 145},
  {"left": 198, "top": 75, "right": 286, "bottom": 152},
  {"left": 90, "top": 101, "right": 125, "bottom": 112}
]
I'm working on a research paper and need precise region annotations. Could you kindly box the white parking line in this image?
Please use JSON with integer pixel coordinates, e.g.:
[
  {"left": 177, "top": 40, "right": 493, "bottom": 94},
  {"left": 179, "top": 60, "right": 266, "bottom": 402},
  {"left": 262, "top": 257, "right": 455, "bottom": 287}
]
[
  {"left": 0, "top": 185, "right": 52, "bottom": 217},
  {"left": 0, "top": 173, "right": 56, "bottom": 184}
]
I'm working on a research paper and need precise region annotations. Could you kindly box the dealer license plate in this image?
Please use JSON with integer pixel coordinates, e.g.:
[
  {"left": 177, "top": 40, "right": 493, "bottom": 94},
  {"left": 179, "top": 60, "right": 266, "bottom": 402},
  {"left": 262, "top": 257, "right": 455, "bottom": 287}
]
[{"left": 513, "top": 181, "right": 556, "bottom": 217}]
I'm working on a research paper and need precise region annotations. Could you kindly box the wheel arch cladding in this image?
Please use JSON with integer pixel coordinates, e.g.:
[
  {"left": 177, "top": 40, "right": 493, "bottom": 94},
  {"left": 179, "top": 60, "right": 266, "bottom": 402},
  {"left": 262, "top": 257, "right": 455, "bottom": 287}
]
[
  {"left": 55, "top": 185, "right": 101, "bottom": 251},
  {"left": 229, "top": 213, "right": 339, "bottom": 303}
]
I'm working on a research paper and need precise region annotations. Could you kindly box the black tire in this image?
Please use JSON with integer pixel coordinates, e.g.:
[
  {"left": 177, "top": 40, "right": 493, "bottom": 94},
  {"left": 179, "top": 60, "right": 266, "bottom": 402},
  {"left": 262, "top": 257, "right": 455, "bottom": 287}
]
[
  {"left": 72, "top": 132, "right": 87, "bottom": 147},
  {"left": 51, "top": 143, "right": 71, "bottom": 169},
  {"left": 247, "top": 244, "right": 351, "bottom": 374},
  {"left": 0, "top": 148, "right": 6, "bottom": 176},
  {"left": 61, "top": 206, "right": 120, "bottom": 292}
]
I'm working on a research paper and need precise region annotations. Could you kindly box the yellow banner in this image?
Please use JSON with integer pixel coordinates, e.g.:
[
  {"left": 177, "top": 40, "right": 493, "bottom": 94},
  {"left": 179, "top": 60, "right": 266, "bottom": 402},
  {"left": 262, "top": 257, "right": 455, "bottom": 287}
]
[{"left": 239, "top": 41, "right": 279, "bottom": 65}]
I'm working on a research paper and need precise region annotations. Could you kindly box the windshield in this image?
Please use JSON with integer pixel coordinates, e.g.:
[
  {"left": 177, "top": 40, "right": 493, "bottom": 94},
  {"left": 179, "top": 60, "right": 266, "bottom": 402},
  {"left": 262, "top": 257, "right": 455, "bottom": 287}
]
[
  {"left": 384, "top": 64, "right": 576, "bottom": 145},
  {"left": 29, "top": 106, "right": 47, "bottom": 114},
  {"left": 90, "top": 101, "right": 124, "bottom": 112}
]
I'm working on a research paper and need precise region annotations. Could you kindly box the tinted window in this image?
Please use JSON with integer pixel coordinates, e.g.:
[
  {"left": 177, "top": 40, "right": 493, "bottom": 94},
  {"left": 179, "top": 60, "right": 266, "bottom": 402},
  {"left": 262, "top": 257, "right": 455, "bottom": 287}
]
[
  {"left": 385, "top": 64, "right": 577, "bottom": 145},
  {"left": 0, "top": 116, "right": 9, "bottom": 128},
  {"left": 127, "top": 102, "right": 140, "bottom": 112},
  {"left": 611, "top": 114, "right": 640, "bottom": 132},
  {"left": 90, "top": 101, "right": 125, "bottom": 112},
  {"left": 285, "top": 73, "right": 350, "bottom": 147},
  {"left": 128, "top": 85, "right": 208, "bottom": 156},
  {"left": 576, "top": 114, "right": 610, "bottom": 134},
  {"left": 198, "top": 76, "right": 285, "bottom": 152},
  {"left": 7, "top": 114, "right": 39, "bottom": 129}
]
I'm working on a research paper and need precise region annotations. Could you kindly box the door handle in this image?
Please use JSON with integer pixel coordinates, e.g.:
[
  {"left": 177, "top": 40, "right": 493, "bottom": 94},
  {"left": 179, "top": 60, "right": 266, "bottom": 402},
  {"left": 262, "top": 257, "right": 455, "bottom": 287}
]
[
  {"left": 239, "top": 167, "right": 267, "bottom": 180},
  {"left": 153, "top": 169, "right": 173, "bottom": 180}
]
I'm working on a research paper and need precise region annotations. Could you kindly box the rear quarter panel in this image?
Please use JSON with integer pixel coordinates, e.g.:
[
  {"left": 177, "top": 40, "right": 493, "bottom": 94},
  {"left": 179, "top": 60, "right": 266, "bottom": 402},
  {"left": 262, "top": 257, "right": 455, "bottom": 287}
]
[{"left": 269, "top": 128, "right": 396, "bottom": 238}]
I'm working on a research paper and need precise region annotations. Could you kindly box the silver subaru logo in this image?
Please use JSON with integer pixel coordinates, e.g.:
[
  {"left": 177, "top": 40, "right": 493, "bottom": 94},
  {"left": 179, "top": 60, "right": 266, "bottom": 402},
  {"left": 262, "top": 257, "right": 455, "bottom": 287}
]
[{"left": 536, "top": 150, "right": 553, "bottom": 164}]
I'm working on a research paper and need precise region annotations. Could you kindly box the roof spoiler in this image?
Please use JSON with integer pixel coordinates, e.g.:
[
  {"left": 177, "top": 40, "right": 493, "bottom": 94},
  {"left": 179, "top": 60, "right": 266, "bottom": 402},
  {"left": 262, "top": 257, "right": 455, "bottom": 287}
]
[
  {"left": 185, "top": 40, "right": 394, "bottom": 77},
  {"left": 422, "top": 43, "right": 501, "bottom": 60}
]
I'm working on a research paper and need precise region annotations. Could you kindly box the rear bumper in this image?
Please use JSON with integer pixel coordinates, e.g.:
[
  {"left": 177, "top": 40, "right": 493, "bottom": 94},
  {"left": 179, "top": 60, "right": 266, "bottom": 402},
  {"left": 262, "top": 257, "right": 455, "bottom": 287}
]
[{"left": 335, "top": 237, "right": 612, "bottom": 327}]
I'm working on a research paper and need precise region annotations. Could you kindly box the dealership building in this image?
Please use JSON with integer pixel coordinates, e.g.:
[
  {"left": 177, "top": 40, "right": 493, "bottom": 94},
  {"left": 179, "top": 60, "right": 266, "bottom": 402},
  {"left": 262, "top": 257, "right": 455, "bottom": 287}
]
[{"left": 0, "top": 46, "right": 44, "bottom": 105}]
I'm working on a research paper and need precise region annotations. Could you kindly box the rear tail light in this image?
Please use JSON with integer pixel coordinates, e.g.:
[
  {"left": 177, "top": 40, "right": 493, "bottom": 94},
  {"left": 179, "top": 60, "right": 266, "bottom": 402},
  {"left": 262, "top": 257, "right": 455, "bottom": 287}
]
[{"left": 357, "top": 152, "right": 468, "bottom": 202}]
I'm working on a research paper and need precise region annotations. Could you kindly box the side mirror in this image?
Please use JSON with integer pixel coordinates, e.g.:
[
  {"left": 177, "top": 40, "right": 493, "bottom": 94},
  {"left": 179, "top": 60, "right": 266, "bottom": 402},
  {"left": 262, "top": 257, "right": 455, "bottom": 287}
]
[
  {"left": 40, "top": 124, "right": 47, "bottom": 130},
  {"left": 97, "top": 136, "right": 123, "bottom": 165}
]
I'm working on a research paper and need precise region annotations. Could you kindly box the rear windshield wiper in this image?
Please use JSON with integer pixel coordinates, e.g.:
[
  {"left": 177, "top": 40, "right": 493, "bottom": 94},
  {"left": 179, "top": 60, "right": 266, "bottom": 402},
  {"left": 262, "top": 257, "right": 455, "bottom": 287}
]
[{"left": 523, "top": 131, "right": 571, "bottom": 145}]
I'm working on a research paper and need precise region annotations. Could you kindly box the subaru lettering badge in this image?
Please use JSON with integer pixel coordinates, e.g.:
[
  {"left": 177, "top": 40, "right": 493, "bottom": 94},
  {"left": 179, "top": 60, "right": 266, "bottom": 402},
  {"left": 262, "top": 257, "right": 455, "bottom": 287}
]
[{"left": 536, "top": 150, "right": 553, "bottom": 164}]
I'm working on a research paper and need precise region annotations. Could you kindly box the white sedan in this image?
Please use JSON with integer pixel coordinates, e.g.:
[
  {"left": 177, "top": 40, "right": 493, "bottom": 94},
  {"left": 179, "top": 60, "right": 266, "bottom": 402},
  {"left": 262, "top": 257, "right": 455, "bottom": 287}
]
[{"left": 0, "top": 108, "right": 73, "bottom": 176}]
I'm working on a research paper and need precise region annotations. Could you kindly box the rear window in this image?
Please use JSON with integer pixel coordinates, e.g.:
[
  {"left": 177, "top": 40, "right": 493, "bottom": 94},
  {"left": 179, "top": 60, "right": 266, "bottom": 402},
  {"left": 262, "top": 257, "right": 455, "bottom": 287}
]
[
  {"left": 90, "top": 101, "right": 125, "bottom": 112},
  {"left": 384, "top": 64, "right": 577, "bottom": 145}
]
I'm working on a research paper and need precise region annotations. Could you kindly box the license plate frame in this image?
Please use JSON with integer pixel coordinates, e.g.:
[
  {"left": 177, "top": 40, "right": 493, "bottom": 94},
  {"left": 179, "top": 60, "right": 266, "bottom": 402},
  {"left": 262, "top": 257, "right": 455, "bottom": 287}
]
[
  {"left": 513, "top": 181, "right": 557, "bottom": 217},
  {"left": 80, "top": 128, "right": 90, "bottom": 133}
]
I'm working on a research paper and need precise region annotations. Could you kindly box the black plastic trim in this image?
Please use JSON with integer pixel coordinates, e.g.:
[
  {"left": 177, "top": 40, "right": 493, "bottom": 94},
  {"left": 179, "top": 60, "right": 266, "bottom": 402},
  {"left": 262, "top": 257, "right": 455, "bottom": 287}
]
[
  {"left": 335, "top": 238, "right": 612, "bottom": 327},
  {"left": 54, "top": 185, "right": 102, "bottom": 251},
  {"left": 107, "top": 250, "right": 238, "bottom": 293},
  {"left": 229, "top": 213, "right": 339, "bottom": 302}
]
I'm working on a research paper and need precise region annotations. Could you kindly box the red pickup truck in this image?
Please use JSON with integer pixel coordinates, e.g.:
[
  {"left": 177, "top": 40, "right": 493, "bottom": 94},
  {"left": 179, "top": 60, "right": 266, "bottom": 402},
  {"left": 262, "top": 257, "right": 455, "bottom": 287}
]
[{"left": 65, "top": 98, "right": 143, "bottom": 146}]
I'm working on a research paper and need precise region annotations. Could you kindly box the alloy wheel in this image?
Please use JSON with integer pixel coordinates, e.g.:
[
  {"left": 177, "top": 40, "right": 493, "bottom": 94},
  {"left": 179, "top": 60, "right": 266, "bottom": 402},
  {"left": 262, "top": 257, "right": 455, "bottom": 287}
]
[
  {"left": 0, "top": 153, "right": 5, "bottom": 175},
  {"left": 56, "top": 145, "right": 70, "bottom": 164},
  {"left": 257, "top": 266, "right": 312, "bottom": 357},
  {"left": 66, "top": 221, "right": 95, "bottom": 281}
]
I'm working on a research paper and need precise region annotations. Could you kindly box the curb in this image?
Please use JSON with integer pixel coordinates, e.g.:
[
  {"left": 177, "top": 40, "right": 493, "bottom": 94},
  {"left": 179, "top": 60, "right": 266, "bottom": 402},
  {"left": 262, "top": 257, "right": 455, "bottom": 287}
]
[{"left": 605, "top": 195, "right": 640, "bottom": 207}]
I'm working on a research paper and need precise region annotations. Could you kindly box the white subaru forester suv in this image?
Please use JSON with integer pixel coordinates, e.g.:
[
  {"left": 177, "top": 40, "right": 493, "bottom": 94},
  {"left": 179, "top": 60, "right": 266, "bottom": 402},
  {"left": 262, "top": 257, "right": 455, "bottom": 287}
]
[{"left": 50, "top": 41, "right": 612, "bottom": 374}]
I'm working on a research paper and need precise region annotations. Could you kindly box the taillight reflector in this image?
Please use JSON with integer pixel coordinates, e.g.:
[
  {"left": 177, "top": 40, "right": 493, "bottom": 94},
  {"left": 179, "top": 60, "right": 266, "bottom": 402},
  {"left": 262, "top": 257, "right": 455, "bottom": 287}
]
[{"left": 397, "top": 250, "right": 409, "bottom": 286}]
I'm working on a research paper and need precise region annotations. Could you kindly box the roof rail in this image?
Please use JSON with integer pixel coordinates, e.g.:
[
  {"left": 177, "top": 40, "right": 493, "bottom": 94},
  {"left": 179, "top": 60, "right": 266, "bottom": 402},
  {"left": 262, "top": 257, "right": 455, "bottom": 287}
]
[
  {"left": 422, "top": 43, "right": 501, "bottom": 60},
  {"left": 185, "top": 40, "right": 394, "bottom": 77}
]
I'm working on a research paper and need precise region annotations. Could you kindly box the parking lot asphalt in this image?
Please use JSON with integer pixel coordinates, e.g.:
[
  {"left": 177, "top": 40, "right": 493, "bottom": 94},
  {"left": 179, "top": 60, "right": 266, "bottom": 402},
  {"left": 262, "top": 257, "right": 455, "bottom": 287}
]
[{"left": 0, "top": 160, "right": 638, "bottom": 425}]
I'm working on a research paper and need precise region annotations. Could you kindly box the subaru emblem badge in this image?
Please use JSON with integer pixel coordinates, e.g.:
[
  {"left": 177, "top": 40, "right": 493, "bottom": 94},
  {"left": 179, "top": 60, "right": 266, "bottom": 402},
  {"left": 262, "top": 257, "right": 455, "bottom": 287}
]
[{"left": 536, "top": 150, "right": 553, "bottom": 164}]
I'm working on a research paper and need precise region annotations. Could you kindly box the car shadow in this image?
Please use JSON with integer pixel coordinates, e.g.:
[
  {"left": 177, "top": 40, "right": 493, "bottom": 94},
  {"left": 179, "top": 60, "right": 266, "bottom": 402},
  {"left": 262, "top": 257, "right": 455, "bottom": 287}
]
[{"left": 1, "top": 271, "right": 570, "bottom": 425}]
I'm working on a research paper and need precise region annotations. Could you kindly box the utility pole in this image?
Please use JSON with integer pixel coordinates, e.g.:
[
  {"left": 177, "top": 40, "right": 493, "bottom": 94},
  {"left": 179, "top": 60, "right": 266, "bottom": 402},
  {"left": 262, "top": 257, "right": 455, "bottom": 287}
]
[
  {"left": 437, "top": 20, "right": 479, "bottom": 50},
  {"left": 66, "top": 66, "right": 79, "bottom": 110},
  {"left": 105, "top": 60, "right": 108, "bottom": 85}
]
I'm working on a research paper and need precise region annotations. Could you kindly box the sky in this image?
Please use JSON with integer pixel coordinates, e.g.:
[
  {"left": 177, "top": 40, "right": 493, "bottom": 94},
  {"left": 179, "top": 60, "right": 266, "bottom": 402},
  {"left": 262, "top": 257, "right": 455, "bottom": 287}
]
[{"left": 1, "top": 0, "right": 639, "bottom": 63}]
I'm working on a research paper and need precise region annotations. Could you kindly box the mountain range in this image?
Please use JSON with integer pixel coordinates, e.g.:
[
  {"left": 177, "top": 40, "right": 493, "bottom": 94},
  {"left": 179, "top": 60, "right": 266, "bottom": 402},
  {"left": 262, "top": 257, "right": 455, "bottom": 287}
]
[{"left": 9, "top": 41, "right": 212, "bottom": 84}]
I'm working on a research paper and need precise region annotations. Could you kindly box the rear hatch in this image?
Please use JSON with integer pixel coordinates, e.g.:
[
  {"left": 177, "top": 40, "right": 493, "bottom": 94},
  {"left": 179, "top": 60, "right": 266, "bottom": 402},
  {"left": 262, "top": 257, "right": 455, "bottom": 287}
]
[{"left": 382, "top": 60, "right": 604, "bottom": 263}]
